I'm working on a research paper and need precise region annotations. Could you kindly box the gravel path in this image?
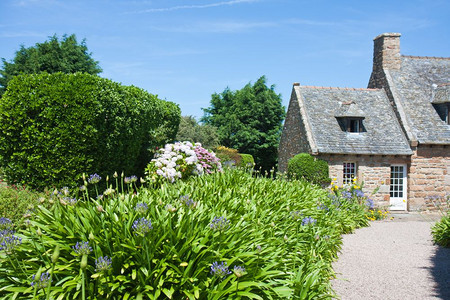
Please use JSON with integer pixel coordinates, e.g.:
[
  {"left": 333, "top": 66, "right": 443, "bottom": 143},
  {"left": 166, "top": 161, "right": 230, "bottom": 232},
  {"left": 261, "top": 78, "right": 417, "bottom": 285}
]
[{"left": 332, "top": 213, "right": 450, "bottom": 300}]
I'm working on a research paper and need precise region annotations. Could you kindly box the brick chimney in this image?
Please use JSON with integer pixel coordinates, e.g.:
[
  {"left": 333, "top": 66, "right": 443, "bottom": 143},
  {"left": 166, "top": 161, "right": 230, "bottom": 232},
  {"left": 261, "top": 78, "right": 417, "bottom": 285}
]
[{"left": 368, "top": 33, "right": 401, "bottom": 88}]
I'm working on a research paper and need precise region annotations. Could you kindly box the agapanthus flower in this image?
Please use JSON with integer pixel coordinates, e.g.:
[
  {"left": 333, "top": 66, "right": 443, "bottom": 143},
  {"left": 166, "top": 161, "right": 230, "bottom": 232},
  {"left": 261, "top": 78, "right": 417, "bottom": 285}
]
[
  {"left": 210, "top": 261, "right": 232, "bottom": 279},
  {"left": 61, "top": 186, "right": 70, "bottom": 196},
  {"left": 301, "top": 217, "right": 317, "bottom": 226},
  {"left": 341, "top": 191, "right": 352, "bottom": 200},
  {"left": 233, "top": 265, "right": 246, "bottom": 278},
  {"left": 95, "top": 256, "right": 112, "bottom": 272},
  {"left": 135, "top": 202, "right": 149, "bottom": 214},
  {"left": 132, "top": 218, "right": 153, "bottom": 236},
  {"left": 79, "top": 185, "right": 86, "bottom": 192},
  {"left": 0, "top": 217, "right": 12, "bottom": 230},
  {"left": 31, "top": 272, "right": 51, "bottom": 289},
  {"left": 354, "top": 189, "right": 365, "bottom": 198},
  {"left": 209, "top": 216, "right": 230, "bottom": 231},
  {"left": 180, "top": 195, "right": 196, "bottom": 208},
  {"left": 366, "top": 198, "right": 375, "bottom": 209},
  {"left": 88, "top": 173, "right": 101, "bottom": 184},
  {"left": 103, "top": 188, "right": 115, "bottom": 196},
  {"left": 72, "top": 241, "right": 92, "bottom": 256},
  {"left": 0, "top": 233, "right": 22, "bottom": 253},
  {"left": 165, "top": 204, "right": 177, "bottom": 213}
]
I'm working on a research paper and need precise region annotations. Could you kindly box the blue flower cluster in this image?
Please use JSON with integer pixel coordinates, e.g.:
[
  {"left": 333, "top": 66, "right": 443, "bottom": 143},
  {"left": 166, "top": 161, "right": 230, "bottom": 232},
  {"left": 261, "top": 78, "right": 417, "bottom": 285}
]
[
  {"left": 31, "top": 272, "right": 51, "bottom": 289},
  {"left": 88, "top": 173, "right": 101, "bottom": 184},
  {"left": 180, "top": 195, "right": 195, "bottom": 208},
  {"left": 0, "top": 217, "right": 12, "bottom": 230},
  {"left": 72, "top": 241, "right": 93, "bottom": 256},
  {"left": 95, "top": 256, "right": 112, "bottom": 272},
  {"left": 301, "top": 217, "right": 317, "bottom": 226},
  {"left": 132, "top": 218, "right": 153, "bottom": 236},
  {"left": 354, "top": 190, "right": 365, "bottom": 198},
  {"left": 135, "top": 202, "right": 149, "bottom": 214},
  {"left": 209, "top": 216, "right": 230, "bottom": 231},
  {"left": 341, "top": 191, "right": 352, "bottom": 200},
  {"left": 0, "top": 232, "right": 22, "bottom": 253},
  {"left": 366, "top": 198, "right": 375, "bottom": 209},
  {"left": 210, "top": 261, "right": 232, "bottom": 279}
]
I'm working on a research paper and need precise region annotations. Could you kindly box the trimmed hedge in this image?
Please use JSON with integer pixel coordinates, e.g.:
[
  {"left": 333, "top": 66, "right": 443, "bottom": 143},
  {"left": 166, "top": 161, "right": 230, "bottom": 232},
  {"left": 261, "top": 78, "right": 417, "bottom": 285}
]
[
  {"left": 240, "top": 153, "right": 255, "bottom": 168},
  {"left": 287, "top": 153, "right": 330, "bottom": 185},
  {"left": 0, "top": 72, "right": 180, "bottom": 190}
]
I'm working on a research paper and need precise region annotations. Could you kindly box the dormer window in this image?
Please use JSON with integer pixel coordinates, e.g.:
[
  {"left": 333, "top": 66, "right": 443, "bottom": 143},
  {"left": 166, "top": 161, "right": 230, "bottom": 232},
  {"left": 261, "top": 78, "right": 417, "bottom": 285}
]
[
  {"left": 348, "top": 118, "right": 363, "bottom": 132},
  {"left": 335, "top": 101, "right": 365, "bottom": 133},
  {"left": 431, "top": 84, "right": 449, "bottom": 124}
]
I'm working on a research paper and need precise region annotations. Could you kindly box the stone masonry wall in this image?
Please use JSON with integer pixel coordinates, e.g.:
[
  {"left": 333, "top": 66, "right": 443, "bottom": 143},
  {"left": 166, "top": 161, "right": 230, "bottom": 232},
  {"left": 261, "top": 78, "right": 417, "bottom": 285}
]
[
  {"left": 278, "top": 87, "right": 311, "bottom": 173},
  {"left": 318, "top": 154, "right": 410, "bottom": 209},
  {"left": 368, "top": 33, "right": 401, "bottom": 89},
  {"left": 409, "top": 145, "right": 450, "bottom": 211}
]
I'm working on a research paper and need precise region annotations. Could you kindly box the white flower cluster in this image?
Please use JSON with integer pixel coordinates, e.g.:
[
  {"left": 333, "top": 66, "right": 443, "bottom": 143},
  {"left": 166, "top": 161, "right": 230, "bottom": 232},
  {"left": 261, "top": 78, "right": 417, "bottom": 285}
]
[{"left": 150, "top": 141, "right": 203, "bottom": 183}]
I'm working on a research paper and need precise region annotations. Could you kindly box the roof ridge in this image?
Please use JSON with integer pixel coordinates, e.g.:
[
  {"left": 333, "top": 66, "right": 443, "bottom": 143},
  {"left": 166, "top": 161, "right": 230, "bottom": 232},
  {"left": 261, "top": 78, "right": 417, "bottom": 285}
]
[
  {"left": 299, "top": 85, "right": 380, "bottom": 91},
  {"left": 402, "top": 55, "right": 450, "bottom": 60}
]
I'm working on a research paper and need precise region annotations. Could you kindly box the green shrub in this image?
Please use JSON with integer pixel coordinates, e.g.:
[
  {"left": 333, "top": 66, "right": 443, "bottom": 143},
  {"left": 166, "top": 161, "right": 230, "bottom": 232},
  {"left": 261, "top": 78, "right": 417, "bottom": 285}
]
[
  {"left": 432, "top": 215, "right": 450, "bottom": 247},
  {"left": 0, "top": 73, "right": 180, "bottom": 190},
  {"left": 214, "top": 146, "right": 242, "bottom": 166},
  {"left": 239, "top": 153, "right": 255, "bottom": 168},
  {"left": 287, "top": 153, "right": 331, "bottom": 185},
  {"left": 0, "top": 180, "right": 47, "bottom": 224},
  {"left": 0, "top": 169, "right": 368, "bottom": 299}
]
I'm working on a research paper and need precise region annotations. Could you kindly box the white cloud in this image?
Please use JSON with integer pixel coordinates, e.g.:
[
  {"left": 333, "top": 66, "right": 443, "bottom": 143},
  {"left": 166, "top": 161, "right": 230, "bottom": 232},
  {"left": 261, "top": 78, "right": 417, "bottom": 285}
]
[{"left": 127, "top": 0, "right": 259, "bottom": 14}]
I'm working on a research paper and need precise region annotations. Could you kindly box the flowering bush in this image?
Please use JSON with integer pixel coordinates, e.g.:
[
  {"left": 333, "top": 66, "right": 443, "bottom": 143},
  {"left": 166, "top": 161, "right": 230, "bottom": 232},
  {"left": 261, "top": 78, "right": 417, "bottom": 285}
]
[{"left": 145, "top": 141, "right": 221, "bottom": 184}]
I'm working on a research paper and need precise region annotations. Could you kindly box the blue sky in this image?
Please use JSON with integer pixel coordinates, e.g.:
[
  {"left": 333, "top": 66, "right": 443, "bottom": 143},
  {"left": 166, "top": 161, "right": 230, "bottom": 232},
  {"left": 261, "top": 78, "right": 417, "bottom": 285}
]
[{"left": 1, "top": 0, "right": 449, "bottom": 118}]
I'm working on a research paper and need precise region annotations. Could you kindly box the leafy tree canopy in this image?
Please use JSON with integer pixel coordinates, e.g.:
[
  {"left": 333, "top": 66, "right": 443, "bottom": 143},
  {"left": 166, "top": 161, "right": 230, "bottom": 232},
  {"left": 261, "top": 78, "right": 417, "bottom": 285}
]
[
  {"left": 202, "top": 76, "right": 285, "bottom": 172},
  {"left": 175, "top": 115, "right": 220, "bottom": 150},
  {"left": 0, "top": 34, "right": 102, "bottom": 96}
]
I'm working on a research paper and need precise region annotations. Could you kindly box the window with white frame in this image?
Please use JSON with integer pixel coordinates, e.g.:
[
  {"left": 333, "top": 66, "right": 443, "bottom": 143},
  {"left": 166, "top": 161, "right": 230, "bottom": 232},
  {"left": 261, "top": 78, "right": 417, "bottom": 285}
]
[{"left": 343, "top": 162, "right": 356, "bottom": 184}]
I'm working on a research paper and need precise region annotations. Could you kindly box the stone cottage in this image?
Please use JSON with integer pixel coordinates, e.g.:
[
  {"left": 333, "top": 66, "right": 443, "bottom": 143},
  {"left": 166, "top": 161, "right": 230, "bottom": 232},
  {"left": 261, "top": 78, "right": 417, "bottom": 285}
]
[{"left": 278, "top": 33, "right": 450, "bottom": 211}]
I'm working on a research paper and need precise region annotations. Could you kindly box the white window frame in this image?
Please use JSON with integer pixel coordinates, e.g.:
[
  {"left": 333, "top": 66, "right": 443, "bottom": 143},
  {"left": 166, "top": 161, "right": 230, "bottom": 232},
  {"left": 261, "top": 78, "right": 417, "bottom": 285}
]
[{"left": 343, "top": 162, "right": 356, "bottom": 184}]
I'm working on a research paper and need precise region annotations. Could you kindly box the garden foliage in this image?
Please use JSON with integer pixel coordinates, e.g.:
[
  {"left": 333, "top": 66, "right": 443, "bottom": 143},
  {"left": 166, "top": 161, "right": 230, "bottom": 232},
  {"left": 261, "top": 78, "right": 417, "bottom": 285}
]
[
  {"left": 175, "top": 116, "right": 220, "bottom": 150},
  {"left": 0, "top": 34, "right": 102, "bottom": 96},
  {"left": 0, "top": 180, "right": 48, "bottom": 224},
  {"left": 0, "top": 72, "right": 180, "bottom": 190},
  {"left": 287, "top": 153, "right": 331, "bottom": 185},
  {"left": 214, "top": 146, "right": 254, "bottom": 169},
  {"left": 430, "top": 195, "right": 450, "bottom": 247},
  {"left": 202, "top": 76, "right": 285, "bottom": 172},
  {"left": 0, "top": 169, "right": 369, "bottom": 299}
]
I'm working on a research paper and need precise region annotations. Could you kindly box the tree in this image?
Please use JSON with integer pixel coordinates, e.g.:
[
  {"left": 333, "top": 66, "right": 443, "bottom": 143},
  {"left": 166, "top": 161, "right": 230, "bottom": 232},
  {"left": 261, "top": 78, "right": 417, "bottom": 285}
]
[
  {"left": 175, "top": 115, "right": 220, "bottom": 150},
  {"left": 202, "top": 76, "right": 285, "bottom": 172},
  {"left": 0, "top": 34, "right": 102, "bottom": 96}
]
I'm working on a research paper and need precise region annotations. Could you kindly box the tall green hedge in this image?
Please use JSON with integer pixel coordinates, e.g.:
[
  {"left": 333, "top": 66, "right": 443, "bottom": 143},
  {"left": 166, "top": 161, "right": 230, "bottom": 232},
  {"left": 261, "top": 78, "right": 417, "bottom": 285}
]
[
  {"left": 0, "top": 72, "right": 180, "bottom": 190},
  {"left": 287, "top": 153, "right": 330, "bottom": 185}
]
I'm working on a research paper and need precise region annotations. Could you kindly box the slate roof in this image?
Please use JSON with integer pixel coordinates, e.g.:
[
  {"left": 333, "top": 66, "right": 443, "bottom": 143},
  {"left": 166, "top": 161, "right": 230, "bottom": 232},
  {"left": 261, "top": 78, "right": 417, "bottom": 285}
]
[
  {"left": 431, "top": 83, "right": 450, "bottom": 104},
  {"left": 334, "top": 101, "right": 365, "bottom": 118},
  {"left": 386, "top": 56, "right": 450, "bottom": 144},
  {"left": 296, "top": 86, "right": 413, "bottom": 155}
]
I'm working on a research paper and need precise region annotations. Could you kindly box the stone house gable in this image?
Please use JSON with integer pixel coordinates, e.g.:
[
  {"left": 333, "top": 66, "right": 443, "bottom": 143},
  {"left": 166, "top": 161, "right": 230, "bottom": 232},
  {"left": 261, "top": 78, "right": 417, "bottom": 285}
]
[{"left": 279, "top": 33, "right": 450, "bottom": 211}]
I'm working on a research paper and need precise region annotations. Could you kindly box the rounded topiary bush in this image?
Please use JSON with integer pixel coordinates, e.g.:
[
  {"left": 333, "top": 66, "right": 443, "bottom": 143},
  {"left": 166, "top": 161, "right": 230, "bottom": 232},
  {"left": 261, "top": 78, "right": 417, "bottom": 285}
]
[
  {"left": 239, "top": 153, "right": 255, "bottom": 169},
  {"left": 0, "top": 72, "right": 180, "bottom": 190},
  {"left": 287, "top": 153, "right": 330, "bottom": 185}
]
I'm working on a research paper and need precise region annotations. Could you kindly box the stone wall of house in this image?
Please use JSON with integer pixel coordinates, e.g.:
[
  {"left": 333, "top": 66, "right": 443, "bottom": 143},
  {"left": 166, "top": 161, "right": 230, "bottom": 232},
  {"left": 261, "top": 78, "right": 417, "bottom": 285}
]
[
  {"left": 317, "top": 154, "right": 410, "bottom": 208},
  {"left": 409, "top": 145, "right": 450, "bottom": 211},
  {"left": 278, "top": 86, "right": 311, "bottom": 173}
]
